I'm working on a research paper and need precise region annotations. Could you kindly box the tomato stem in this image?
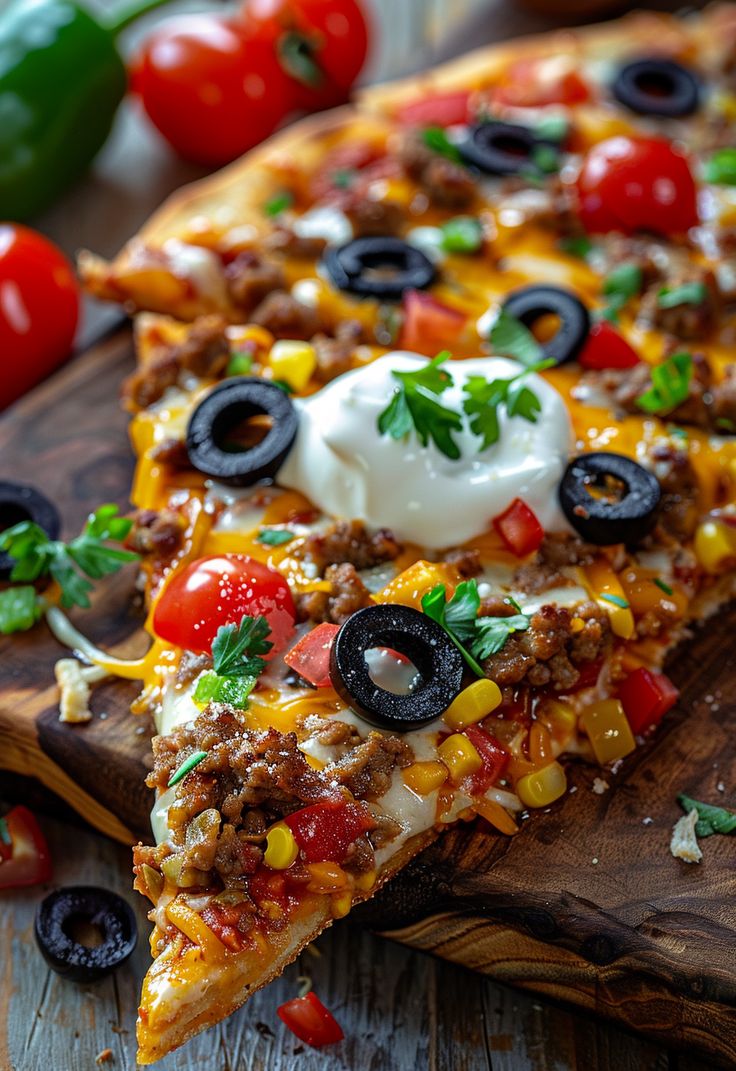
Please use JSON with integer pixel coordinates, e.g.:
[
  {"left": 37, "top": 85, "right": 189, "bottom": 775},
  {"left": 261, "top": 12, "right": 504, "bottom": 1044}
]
[
  {"left": 277, "top": 31, "right": 324, "bottom": 88},
  {"left": 103, "top": 0, "right": 174, "bottom": 38}
]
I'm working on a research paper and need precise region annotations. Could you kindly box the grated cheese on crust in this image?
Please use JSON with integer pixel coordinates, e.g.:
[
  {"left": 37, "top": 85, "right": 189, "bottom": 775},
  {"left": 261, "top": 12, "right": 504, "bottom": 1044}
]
[{"left": 54, "top": 659, "right": 109, "bottom": 724}]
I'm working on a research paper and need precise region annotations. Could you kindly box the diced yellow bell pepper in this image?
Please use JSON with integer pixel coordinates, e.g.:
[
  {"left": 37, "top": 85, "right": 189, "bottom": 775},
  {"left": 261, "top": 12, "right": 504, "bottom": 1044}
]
[
  {"left": 694, "top": 519, "right": 736, "bottom": 574},
  {"left": 580, "top": 699, "right": 636, "bottom": 765},
  {"left": 263, "top": 823, "right": 299, "bottom": 870},
  {"left": 354, "top": 869, "right": 377, "bottom": 892},
  {"left": 443, "top": 679, "right": 502, "bottom": 730},
  {"left": 437, "top": 734, "right": 482, "bottom": 783},
  {"left": 584, "top": 559, "right": 635, "bottom": 640},
  {"left": 516, "top": 762, "right": 567, "bottom": 808},
  {"left": 372, "top": 560, "right": 456, "bottom": 610},
  {"left": 402, "top": 760, "right": 449, "bottom": 795},
  {"left": 539, "top": 699, "right": 577, "bottom": 744},
  {"left": 268, "top": 340, "right": 317, "bottom": 392}
]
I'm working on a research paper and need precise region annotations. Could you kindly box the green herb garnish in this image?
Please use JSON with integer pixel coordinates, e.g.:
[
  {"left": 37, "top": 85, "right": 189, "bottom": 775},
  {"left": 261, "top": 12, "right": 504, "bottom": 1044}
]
[
  {"left": 193, "top": 672, "right": 258, "bottom": 709},
  {"left": 653, "top": 578, "right": 674, "bottom": 596},
  {"left": 599, "top": 262, "right": 643, "bottom": 322},
  {"left": 678, "top": 794, "right": 736, "bottom": 838},
  {"left": 264, "top": 191, "right": 293, "bottom": 217},
  {"left": 463, "top": 366, "right": 547, "bottom": 450},
  {"left": 421, "top": 581, "right": 484, "bottom": 676},
  {"left": 535, "top": 115, "right": 568, "bottom": 143},
  {"left": 490, "top": 310, "right": 543, "bottom": 367},
  {"left": 704, "top": 147, "right": 736, "bottom": 186},
  {"left": 168, "top": 750, "right": 208, "bottom": 788},
  {"left": 657, "top": 282, "right": 708, "bottom": 309},
  {"left": 635, "top": 352, "right": 693, "bottom": 415},
  {"left": 332, "top": 168, "right": 356, "bottom": 189},
  {"left": 212, "top": 614, "right": 273, "bottom": 679},
  {"left": 560, "top": 235, "right": 593, "bottom": 260},
  {"left": 273, "top": 379, "right": 296, "bottom": 394},
  {"left": 0, "top": 816, "right": 11, "bottom": 846},
  {"left": 257, "top": 529, "right": 295, "bottom": 547},
  {"left": 0, "top": 585, "right": 43, "bottom": 635},
  {"left": 441, "top": 216, "right": 483, "bottom": 254},
  {"left": 531, "top": 144, "right": 560, "bottom": 174},
  {"left": 599, "top": 592, "right": 629, "bottom": 609},
  {"left": 421, "top": 126, "right": 462, "bottom": 163},
  {"left": 226, "top": 349, "right": 254, "bottom": 377},
  {"left": 377, "top": 352, "right": 463, "bottom": 460},
  {"left": 472, "top": 612, "right": 531, "bottom": 659}
]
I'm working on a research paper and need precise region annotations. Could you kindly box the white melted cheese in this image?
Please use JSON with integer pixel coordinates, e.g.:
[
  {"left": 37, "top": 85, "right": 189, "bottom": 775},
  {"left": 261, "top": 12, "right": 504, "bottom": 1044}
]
[
  {"left": 161, "top": 239, "right": 228, "bottom": 306},
  {"left": 277, "top": 352, "right": 572, "bottom": 547},
  {"left": 293, "top": 205, "right": 353, "bottom": 246}
]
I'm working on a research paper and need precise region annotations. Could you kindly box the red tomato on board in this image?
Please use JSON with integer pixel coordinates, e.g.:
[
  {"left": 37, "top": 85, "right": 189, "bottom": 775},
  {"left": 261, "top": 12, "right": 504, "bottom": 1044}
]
[
  {"left": 241, "top": 0, "right": 369, "bottom": 111},
  {"left": 494, "top": 57, "right": 591, "bottom": 108},
  {"left": 152, "top": 554, "right": 296, "bottom": 655},
  {"left": 399, "top": 290, "right": 467, "bottom": 354},
  {"left": 277, "top": 992, "right": 344, "bottom": 1048},
  {"left": 578, "top": 321, "right": 641, "bottom": 370},
  {"left": 493, "top": 499, "right": 544, "bottom": 558},
  {"left": 0, "top": 225, "right": 79, "bottom": 410},
  {"left": 397, "top": 90, "right": 472, "bottom": 127},
  {"left": 0, "top": 806, "right": 52, "bottom": 890},
  {"left": 133, "top": 15, "right": 294, "bottom": 166},
  {"left": 576, "top": 136, "right": 698, "bottom": 237}
]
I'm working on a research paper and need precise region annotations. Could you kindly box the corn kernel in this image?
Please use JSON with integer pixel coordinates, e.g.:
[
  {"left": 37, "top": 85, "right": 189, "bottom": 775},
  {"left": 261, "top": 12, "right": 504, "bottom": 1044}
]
[
  {"left": 354, "top": 869, "right": 377, "bottom": 892},
  {"left": 263, "top": 823, "right": 298, "bottom": 870},
  {"left": 570, "top": 616, "right": 585, "bottom": 633},
  {"left": 694, "top": 520, "right": 736, "bottom": 574},
  {"left": 402, "top": 760, "right": 448, "bottom": 795},
  {"left": 584, "top": 560, "right": 635, "bottom": 640},
  {"left": 268, "top": 340, "right": 317, "bottom": 391},
  {"left": 331, "top": 890, "right": 353, "bottom": 918},
  {"left": 437, "top": 734, "right": 482, "bottom": 783},
  {"left": 306, "top": 862, "right": 348, "bottom": 894},
  {"left": 443, "top": 679, "right": 502, "bottom": 730},
  {"left": 580, "top": 699, "right": 636, "bottom": 765},
  {"left": 516, "top": 762, "right": 567, "bottom": 808}
]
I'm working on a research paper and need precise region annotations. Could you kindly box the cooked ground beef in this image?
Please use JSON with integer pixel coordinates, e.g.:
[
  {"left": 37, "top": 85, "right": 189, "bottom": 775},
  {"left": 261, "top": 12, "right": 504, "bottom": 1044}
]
[
  {"left": 122, "top": 315, "right": 229, "bottom": 411},
  {"left": 149, "top": 437, "right": 191, "bottom": 468},
  {"left": 644, "top": 440, "right": 700, "bottom": 541},
  {"left": 296, "top": 519, "right": 402, "bottom": 572},
  {"left": 250, "top": 290, "right": 322, "bottom": 339},
  {"left": 298, "top": 715, "right": 363, "bottom": 751},
  {"left": 224, "top": 252, "right": 286, "bottom": 312},
  {"left": 175, "top": 650, "right": 212, "bottom": 688},
  {"left": 263, "top": 226, "right": 327, "bottom": 259},
  {"left": 368, "top": 812, "right": 403, "bottom": 849},
  {"left": 296, "top": 562, "right": 372, "bottom": 625},
  {"left": 513, "top": 534, "right": 596, "bottom": 595},
  {"left": 711, "top": 366, "right": 736, "bottom": 432},
  {"left": 312, "top": 320, "right": 364, "bottom": 383},
  {"left": 443, "top": 547, "right": 483, "bottom": 578},
  {"left": 126, "top": 508, "right": 185, "bottom": 557},
  {"left": 397, "top": 130, "right": 476, "bottom": 208},
  {"left": 327, "top": 731, "right": 413, "bottom": 801},
  {"left": 346, "top": 198, "right": 405, "bottom": 237},
  {"left": 639, "top": 267, "right": 721, "bottom": 341}
]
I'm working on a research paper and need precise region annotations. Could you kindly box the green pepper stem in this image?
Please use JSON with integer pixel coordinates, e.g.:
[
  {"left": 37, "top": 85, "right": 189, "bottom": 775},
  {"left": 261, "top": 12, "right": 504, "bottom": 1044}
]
[{"left": 103, "top": 0, "right": 173, "bottom": 37}]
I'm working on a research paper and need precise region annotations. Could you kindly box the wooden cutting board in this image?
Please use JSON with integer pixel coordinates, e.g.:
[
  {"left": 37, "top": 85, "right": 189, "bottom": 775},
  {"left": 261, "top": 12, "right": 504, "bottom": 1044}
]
[{"left": 2, "top": 329, "right": 735, "bottom": 1066}]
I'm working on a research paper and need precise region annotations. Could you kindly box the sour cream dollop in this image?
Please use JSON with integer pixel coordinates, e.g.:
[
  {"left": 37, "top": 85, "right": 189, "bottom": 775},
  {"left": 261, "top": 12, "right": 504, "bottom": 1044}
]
[{"left": 277, "top": 353, "right": 572, "bottom": 547}]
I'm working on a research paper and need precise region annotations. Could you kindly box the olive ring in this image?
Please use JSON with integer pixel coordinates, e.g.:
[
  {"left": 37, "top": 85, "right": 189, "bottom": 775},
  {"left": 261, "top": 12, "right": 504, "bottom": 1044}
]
[
  {"left": 0, "top": 481, "right": 61, "bottom": 579},
  {"left": 558, "top": 452, "right": 661, "bottom": 546},
  {"left": 322, "top": 237, "right": 437, "bottom": 300},
  {"left": 34, "top": 885, "right": 137, "bottom": 983},
  {"left": 611, "top": 58, "right": 700, "bottom": 118},
  {"left": 501, "top": 285, "right": 591, "bottom": 367},
  {"left": 329, "top": 604, "right": 464, "bottom": 731},
  {"left": 186, "top": 378, "right": 299, "bottom": 486},
  {"left": 459, "top": 121, "right": 556, "bottom": 177}
]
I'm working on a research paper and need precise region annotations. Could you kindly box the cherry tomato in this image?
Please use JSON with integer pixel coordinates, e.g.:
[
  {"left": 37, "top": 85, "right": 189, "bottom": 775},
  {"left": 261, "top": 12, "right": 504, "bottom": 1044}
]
[
  {"left": 152, "top": 554, "right": 296, "bottom": 655},
  {"left": 0, "top": 225, "right": 79, "bottom": 411},
  {"left": 494, "top": 57, "right": 590, "bottom": 108},
  {"left": 133, "top": 15, "right": 293, "bottom": 166},
  {"left": 578, "top": 321, "right": 641, "bottom": 370},
  {"left": 277, "top": 991, "right": 344, "bottom": 1048},
  {"left": 0, "top": 806, "right": 52, "bottom": 890},
  {"left": 576, "top": 136, "right": 698, "bottom": 237},
  {"left": 493, "top": 498, "right": 544, "bottom": 558},
  {"left": 284, "top": 623, "right": 339, "bottom": 687},
  {"left": 241, "top": 0, "right": 369, "bottom": 111},
  {"left": 397, "top": 90, "right": 472, "bottom": 127},
  {"left": 400, "top": 290, "right": 468, "bottom": 355},
  {"left": 283, "top": 799, "right": 374, "bottom": 863}
]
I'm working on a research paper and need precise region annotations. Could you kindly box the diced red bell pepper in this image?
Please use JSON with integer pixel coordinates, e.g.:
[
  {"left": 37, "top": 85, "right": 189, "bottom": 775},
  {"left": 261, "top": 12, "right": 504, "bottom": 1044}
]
[
  {"left": 462, "top": 726, "right": 510, "bottom": 796},
  {"left": 0, "top": 806, "right": 52, "bottom": 890},
  {"left": 578, "top": 321, "right": 641, "bottom": 370},
  {"left": 400, "top": 290, "right": 467, "bottom": 355},
  {"left": 249, "top": 870, "right": 288, "bottom": 910},
  {"left": 277, "top": 991, "right": 344, "bottom": 1048},
  {"left": 493, "top": 498, "right": 544, "bottom": 558},
  {"left": 397, "top": 90, "right": 471, "bottom": 127},
  {"left": 284, "top": 800, "right": 375, "bottom": 864},
  {"left": 493, "top": 58, "right": 591, "bottom": 108},
  {"left": 284, "top": 623, "right": 339, "bottom": 688},
  {"left": 617, "top": 667, "right": 679, "bottom": 735}
]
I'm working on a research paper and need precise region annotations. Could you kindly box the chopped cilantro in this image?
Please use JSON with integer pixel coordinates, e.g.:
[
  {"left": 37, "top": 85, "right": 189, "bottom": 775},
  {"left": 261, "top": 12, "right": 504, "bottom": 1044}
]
[
  {"left": 226, "top": 349, "right": 254, "bottom": 376},
  {"left": 441, "top": 216, "right": 483, "bottom": 254},
  {"left": 490, "top": 310, "right": 543, "bottom": 367},
  {"left": 273, "top": 379, "right": 295, "bottom": 394},
  {"left": 599, "top": 262, "right": 643, "bottom": 322},
  {"left": 264, "top": 191, "right": 293, "bottom": 217},
  {"left": 193, "top": 671, "right": 258, "bottom": 710},
  {"left": 653, "top": 578, "right": 674, "bottom": 596},
  {"left": 704, "top": 147, "right": 736, "bottom": 186},
  {"left": 657, "top": 282, "right": 708, "bottom": 309},
  {"left": 0, "top": 585, "right": 42, "bottom": 635},
  {"left": 332, "top": 168, "right": 356, "bottom": 189},
  {"left": 635, "top": 352, "right": 693, "bottom": 415},
  {"left": 534, "top": 115, "right": 569, "bottom": 142},
  {"left": 168, "top": 750, "right": 208, "bottom": 788},
  {"left": 421, "top": 581, "right": 484, "bottom": 676},
  {"left": 212, "top": 615, "right": 273, "bottom": 679},
  {"left": 421, "top": 126, "right": 462, "bottom": 164},
  {"left": 257, "top": 529, "right": 295, "bottom": 547},
  {"left": 463, "top": 369, "right": 544, "bottom": 450},
  {"left": 531, "top": 144, "right": 559, "bottom": 174},
  {"left": 560, "top": 235, "right": 593, "bottom": 260},
  {"left": 678, "top": 794, "right": 736, "bottom": 837},
  {"left": 377, "top": 352, "right": 463, "bottom": 460},
  {"left": 472, "top": 613, "right": 531, "bottom": 659},
  {"left": 599, "top": 592, "right": 629, "bottom": 609}
]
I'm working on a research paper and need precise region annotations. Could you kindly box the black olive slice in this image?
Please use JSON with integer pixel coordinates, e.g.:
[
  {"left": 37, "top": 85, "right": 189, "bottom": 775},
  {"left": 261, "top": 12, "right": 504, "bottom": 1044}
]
[
  {"left": 186, "top": 378, "right": 298, "bottom": 486},
  {"left": 329, "top": 604, "right": 464, "bottom": 731},
  {"left": 322, "top": 237, "right": 436, "bottom": 300},
  {"left": 559, "top": 452, "right": 661, "bottom": 546},
  {"left": 34, "top": 885, "right": 137, "bottom": 983},
  {"left": 612, "top": 57, "right": 700, "bottom": 118},
  {"left": 0, "top": 481, "right": 61, "bottom": 579},
  {"left": 501, "top": 285, "right": 591, "bottom": 367},
  {"left": 459, "top": 121, "right": 555, "bottom": 176}
]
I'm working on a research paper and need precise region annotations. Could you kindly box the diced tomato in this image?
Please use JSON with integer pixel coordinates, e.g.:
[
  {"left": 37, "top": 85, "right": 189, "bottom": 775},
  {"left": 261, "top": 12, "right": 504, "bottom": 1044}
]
[
  {"left": 397, "top": 90, "right": 471, "bottom": 127},
  {"left": 249, "top": 869, "right": 288, "bottom": 910},
  {"left": 576, "top": 136, "right": 698, "bottom": 237},
  {"left": 0, "top": 806, "right": 52, "bottom": 890},
  {"left": 284, "top": 623, "right": 339, "bottom": 688},
  {"left": 462, "top": 726, "right": 510, "bottom": 796},
  {"left": 277, "top": 991, "right": 344, "bottom": 1048},
  {"left": 617, "top": 667, "right": 679, "bottom": 735},
  {"left": 578, "top": 321, "right": 641, "bottom": 370},
  {"left": 201, "top": 901, "right": 254, "bottom": 952},
  {"left": 564, "top": 657, "right": 604, "bottom": 694},
  {"left": 493, "top": 498, "right": 544, "bottom": 558},
  {"left": 284, "top": 800, "right": 375, "bottom": 864},
  {"left": 399, "top": 290, "right": 467, "bottom": 355},
  {"left": 493, "top": 58, "right": 591, "bottom": 108}
]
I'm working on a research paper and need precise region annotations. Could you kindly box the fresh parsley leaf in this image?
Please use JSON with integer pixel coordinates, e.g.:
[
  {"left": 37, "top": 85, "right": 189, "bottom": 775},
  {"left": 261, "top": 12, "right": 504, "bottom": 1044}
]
[
  {"left": 264, "top": 192, "right": 293, "bottom": 217},
  {"left": 212, "top": 615, "right": 273, "bottom": 679},
  {"left": 599, "top": 592, "right": 629, "bottom": 609},
  {"left": 377, "top": 353, "right": 463, "bottom": 460},
  {"left": 490, "top": 310, "right": 542, "bottom": 367},
  {"left": 471, "top": 613, "right": 531, "bottom": 659},
  {"left": 716, "top": 416, "right": 736, "bottom": 433},
  {"left": 227, "top": 349, "right": 254, "bottom": 376},
  {"left": 534, "top": 115, "right": 568, "bottom": 142},
  {"left": 531, "top": 144, "right": 560, "bottom": 174},
  {"left": 257, "top": 529, "right": 295, "bottom": 547},
  {"left": 506, "top": 378, "right": 543, "bottom": 423},
  {"left": 273, "top": 379, "right": 295, "bottom": 394},
  {"left": 657, "top": 282, "right": 708, "bottom": 309},
  {"left": 599, "top": 262, "right": 643, "bottom": 322},
  {"left": 653, "top": 578, "right": 674, "bottom": 596},
  {"left": 704, "top": 147, "right": 736, "bottom": 186},
  {"left": 678, "top": 794, "right": 736, "bottom": 838},
  {"left": 441, "top": 216, "right": 483, "bottom": 254},
  {"left": 560, "top": 235, "right": 593, "bottom": 260},
  {"left": 0, "top": 585, "right": 42, "bottom": 635},
  {"left": 193, "top": 671, "right": 258, "bottom": 710},
  {"left": 635, "top": 352, "right": 693, "bottom": 415},
  {"left": 168, "top": 750, "right": 208, "bottom": 788},
  {"left": 462, "top": 366, "right": 546, "bottom": 451},
  {"left": 421, "top": 126, "right": 462, "bottom": 163},
  {"left": 421, "top": 581, "right": 484, "bottom": 676}
]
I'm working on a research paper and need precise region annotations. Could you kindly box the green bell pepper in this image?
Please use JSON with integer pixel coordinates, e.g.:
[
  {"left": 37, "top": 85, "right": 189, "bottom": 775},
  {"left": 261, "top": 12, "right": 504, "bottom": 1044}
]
[{"left": 0, "top": 0, "right": 169, "bottom": 221}]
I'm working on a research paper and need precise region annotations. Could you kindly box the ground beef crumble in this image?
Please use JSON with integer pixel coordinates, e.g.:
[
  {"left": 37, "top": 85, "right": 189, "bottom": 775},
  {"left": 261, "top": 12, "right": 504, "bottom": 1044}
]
[
  {"left": 126, "top": 508, "right": 185, "bottom": 559},
  {"left": 296, "top": 562, "right": 372, "bottom": 625},
  {"left": 295, "top": 519, "right": 402, "bottom": 572},
  {"left": 396, "top": 129, "right": 476, "bottom": 208},
  {"left": 123, "top": 315, "right": 229, "bottom": 411}
]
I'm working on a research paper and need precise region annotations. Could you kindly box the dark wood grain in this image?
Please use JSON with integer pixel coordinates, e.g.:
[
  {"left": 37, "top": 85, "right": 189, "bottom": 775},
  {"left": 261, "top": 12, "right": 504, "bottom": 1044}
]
[{"left": 1, "top": 328, "right": 735, "bottom": 1065}]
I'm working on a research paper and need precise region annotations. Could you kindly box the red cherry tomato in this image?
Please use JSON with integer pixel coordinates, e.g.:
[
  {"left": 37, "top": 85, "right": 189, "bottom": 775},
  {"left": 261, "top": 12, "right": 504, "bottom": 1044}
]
[
  {"left": 152, "top": 554, "right": 296, "bottom": 655},
  {"left": 283, "top": 623, "right": 339, "bottom": 687},
  {"left": 494, "top": 58, "right": 590, "bottom": 108},
  {"left": 241, "top": 0, "right": 369, "bottom": 111},
  {"left": 576, "top": 136, "right": 698, "bottom": 237},
  {"left": 133, "top": 15, "right": 293, "bottom": 166},
  {"left": 0, "top": 806, "right": 52, "bottom": 890},
  {"left": 578, "top": 321, "right": 641, "bottom": 370},
  {"left": 400, "top": 290, "right": 467, "bottom": 354},
  {"left": 277, "top": 991, "right": 344, "bottom": 1048},
  {"left": 397, "top": 90, "right": 472, "bottom": 127},
  {"left": 0, "top": 225, "right": 79, "bottom": 410},
  {"left": 283, "top": 799, "right": 375, "bottom": 863},
  {"left": 617, "top": 667, "right": 679, "bottom": 735},
  {"left": 493, "top": 498, "right": 544, "bottom": 558}
]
